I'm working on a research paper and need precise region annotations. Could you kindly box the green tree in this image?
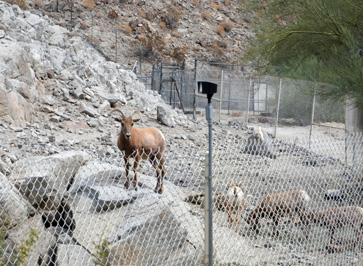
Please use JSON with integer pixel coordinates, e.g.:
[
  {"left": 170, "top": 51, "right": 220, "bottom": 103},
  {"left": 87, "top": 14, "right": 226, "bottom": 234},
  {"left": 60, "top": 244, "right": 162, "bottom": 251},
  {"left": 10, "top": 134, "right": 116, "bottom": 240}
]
[{"left": 241, "top": 0, "right": 363, "bottom": 129}]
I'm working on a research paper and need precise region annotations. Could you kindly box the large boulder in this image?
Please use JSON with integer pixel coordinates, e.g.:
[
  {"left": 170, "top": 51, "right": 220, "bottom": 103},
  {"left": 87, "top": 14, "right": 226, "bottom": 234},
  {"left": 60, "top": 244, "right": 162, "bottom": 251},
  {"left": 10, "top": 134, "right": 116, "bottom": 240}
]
[{"left": 10, "top": 151, "right": 90, "bottom": 211}]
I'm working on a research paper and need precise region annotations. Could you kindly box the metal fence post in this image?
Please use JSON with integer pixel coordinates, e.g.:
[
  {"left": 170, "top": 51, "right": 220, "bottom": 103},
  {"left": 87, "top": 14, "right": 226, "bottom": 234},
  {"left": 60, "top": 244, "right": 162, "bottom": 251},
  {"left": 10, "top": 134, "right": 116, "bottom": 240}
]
[
  {"left": 205, "top": 102, "right": 213, "bottom": 266},
  {"left": 194, "top": 57, "right": 198, "bottom": 120},
  {"left": 159, "top": 63, "right": 163, "bottom": 94},
  {"left": 204, "top": 151, "right": 211, "bottom": 266},
  {"left": 151, "top": 63, "right": 155, "bottom": 91},
  {"left": 309, "top": 86, "right": 316, "bottom": 149},
  {"left": 274, "top": 78, "right": 282, "bottom": 138},
  {"left": 245, "top": 78, "right": 252, "bottom": 127}
]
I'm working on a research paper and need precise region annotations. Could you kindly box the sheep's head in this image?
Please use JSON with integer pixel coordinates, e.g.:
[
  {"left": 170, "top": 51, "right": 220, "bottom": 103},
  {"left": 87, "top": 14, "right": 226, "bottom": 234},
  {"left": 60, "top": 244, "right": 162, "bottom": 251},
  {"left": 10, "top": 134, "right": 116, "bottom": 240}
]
[{"left": 111, "top": 109, "right": 142, "bottom": 140}]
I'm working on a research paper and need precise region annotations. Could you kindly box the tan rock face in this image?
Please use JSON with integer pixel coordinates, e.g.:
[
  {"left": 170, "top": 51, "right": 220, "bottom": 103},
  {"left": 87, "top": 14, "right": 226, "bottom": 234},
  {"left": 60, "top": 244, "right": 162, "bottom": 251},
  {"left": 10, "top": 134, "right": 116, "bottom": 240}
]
[{"left": 0, "top": 42, "right": 36, "bottom": 126}]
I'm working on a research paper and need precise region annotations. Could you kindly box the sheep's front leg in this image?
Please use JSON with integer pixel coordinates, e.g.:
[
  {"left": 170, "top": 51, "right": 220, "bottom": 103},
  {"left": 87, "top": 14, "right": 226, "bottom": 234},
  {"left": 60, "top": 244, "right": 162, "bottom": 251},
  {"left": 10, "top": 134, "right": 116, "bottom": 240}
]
[
  {"left": 124, "top": 156, "right": 131, "bottom": 189},
  {"left": 272, "top": 217, "right": 280, "bottom": 237},
  {"left": 132, "top": 154, "right": 140, "bottom": 190}
]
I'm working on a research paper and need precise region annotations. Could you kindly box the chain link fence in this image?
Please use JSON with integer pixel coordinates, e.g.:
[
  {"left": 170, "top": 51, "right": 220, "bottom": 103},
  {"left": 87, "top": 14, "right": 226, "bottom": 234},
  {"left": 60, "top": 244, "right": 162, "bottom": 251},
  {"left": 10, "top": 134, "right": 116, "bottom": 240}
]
[
  {"left": 1, "top": 130, "right": 362, "bottom": 265},
  {"left": 138, "top": 60, "right": 347, "bottom": 141}
]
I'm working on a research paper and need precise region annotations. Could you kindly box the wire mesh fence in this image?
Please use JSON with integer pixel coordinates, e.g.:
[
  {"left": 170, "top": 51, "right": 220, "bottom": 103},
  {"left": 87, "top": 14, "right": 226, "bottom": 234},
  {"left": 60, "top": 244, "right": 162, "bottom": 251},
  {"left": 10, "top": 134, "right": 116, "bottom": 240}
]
[
  {"left": 1, "top": 130, "right": 362, "bottom": 265},
  {"left": 141, "top": 61, "right": 347, "bottom": 141}
]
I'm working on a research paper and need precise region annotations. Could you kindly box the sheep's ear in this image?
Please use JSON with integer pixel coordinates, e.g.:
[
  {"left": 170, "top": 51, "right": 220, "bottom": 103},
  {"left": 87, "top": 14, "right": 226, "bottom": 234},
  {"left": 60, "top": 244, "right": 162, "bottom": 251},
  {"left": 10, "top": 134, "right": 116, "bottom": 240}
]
[{"left": 131, "top": 111, "right": 142, "bottom": 122}]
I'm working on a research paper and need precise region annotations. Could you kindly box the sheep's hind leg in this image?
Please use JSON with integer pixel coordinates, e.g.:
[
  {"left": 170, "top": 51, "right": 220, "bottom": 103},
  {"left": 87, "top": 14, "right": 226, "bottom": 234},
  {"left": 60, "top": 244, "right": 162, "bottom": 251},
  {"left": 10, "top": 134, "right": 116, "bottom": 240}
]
[{"left": 153, "top": 155, "right": 165, "bottom": 194}]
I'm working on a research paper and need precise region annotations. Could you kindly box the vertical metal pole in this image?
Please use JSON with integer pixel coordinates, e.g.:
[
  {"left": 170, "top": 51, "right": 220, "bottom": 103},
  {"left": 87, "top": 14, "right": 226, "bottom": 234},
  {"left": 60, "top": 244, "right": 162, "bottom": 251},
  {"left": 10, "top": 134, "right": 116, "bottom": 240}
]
[
  {"left": 219, "top": 70, "right": 223, "bottom": 122},
  {"left": 274, "top": 79, "right": 282, "bottom": 138},
  {"left": 227, "top": 75, "right": 231, "bottom": 115},
  {"left": 245, "top": 78, "right": 252, "bottom": 127},
  {"left": 151, "top": 64, "right": 155, "bottom": 91},
  {"left": 159, "top": 63, "right": 163, "bottom": 94},
  {"left": 205, "top": 100, "right": 213, "bottom": 266},
  {"left": 204, "top": 151, "right": 210, "bottom": 266},
  {"left": 309, "top": 87, "right": 316, "bottom": 149},
  {"left": 193, "top": 57, "right": 198, "bottom": 120}
]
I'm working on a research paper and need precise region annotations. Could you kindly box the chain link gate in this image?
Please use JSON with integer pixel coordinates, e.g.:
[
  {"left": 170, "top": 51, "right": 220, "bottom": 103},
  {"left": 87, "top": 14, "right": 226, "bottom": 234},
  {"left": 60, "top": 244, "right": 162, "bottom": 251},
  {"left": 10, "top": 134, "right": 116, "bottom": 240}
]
[{"left": 0, "top": 132, "right": 362, "bottom": 265}]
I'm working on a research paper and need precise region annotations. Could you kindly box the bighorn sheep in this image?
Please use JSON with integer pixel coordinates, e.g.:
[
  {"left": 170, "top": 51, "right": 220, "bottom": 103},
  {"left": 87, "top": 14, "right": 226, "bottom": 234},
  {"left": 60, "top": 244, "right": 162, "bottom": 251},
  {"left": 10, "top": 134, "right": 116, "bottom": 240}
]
[
  {"left": 185, "top": 184, "right": 246, "bottom": 232},
  {"left": 112, "top": 109, "right": 166, "bottom": 193},
  {"left": 215, "top": 184, "right": 246, "bottom": 232},
  {"left": 303, "top": 206, "right": 363, "bottom": 246},
  {"left": 246, "top": 190, "right": 311, "bottom": 237}
]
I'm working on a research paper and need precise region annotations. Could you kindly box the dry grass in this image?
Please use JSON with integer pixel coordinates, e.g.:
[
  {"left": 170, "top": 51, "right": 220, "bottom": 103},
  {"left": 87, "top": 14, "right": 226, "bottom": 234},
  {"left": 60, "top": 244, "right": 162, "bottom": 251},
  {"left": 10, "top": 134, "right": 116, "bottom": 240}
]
[
  {"left": 80, "top": 20, "right": 89, "bottom": 29},
  {"left": 211, "top": 2, "right": 223, "bottom": 10},
  {"left": 108, "top": 10, "right": 119, "bottom": 20},
  {"left": 215, "top": 25, "right": 225, "bottom": 38},
  {"left": 86, "top": 35, "right": 101, "bottom": 45},
  {"left": 138, "top": 10, "right": 147, "bottom": 19},
  {"left": 201, "top": 11, "right": 211, "bottom": 21},
  {"left": 14, "top": 0, "right": 27, "bottom": 10},
  {"left": 192, "top": 46, "right": 201, "bottom": 52},
  {"left": 34, "top": 0, "right": 42, "bottom": 8},
  {"left": 230, "top": 111, "right": 244, "bottom": 117},
  {"left": 224, "top": 0, "right": 231, "bottom": 6},
  {"left": 193, "top": 0, "right": 201, "bottom": 8},
  {"left": 137, "top": 34, "right": 147, "bottom": 42},
  {"left": 160, "top": 21, "right": 168, "bottom": 31},
  {"left": 220, "top": 20, "right": 234, "bottom": 32},
  {"left": 82, "top": 0, "right": 95, "bottom": 10},
  {"left": 171, "top": 46, "right": 188, "bottom": 63},
  {"left": 172, "top": 31, "right": 183, "bottom": 38},
  {"left": 118, "top": 23, "right": 133, "bottom": 34}
]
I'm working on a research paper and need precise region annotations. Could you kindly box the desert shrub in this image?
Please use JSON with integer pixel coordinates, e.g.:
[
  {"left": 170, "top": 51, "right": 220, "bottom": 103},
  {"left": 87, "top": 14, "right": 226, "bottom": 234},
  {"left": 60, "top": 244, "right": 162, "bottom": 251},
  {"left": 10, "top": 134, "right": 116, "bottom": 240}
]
[
  {"left": 80, "top": 20, "right": 88, "bottom": 29},
  {"left": 134, "top": 32, "right": 166, "bottom": 60},
  {"left": 172, "top": 31, "right": 183, "bottom": 38},
  {"left": 192, "top": 46, "right": 201, "bottom": 52},
  {"left": 118, "top": 23, "right": 132, "bottom": 34},
  {"left": 171, "top": 46, "right": 188, "bottom": 63},
  {"left": 159, "top": 21, "right": 168, "bottom": 31},
  {"left": 14, "top": 0, "right": 27, "bottom": 10},
  {"left": 138, "top": 9, "right": 146, "bottom": 18},
  {"left": 201, "top": 10, "right": 211, "bottom": 20},
  {"left": 215, "top": 25, "right": 225, "bottom": 37},
  {"left": 211, "top": 2, "right": 223, "bottom": 10},
  {"left": 160, "top": 7, "right": 180, "bottom": 30},
  {"left": 193, "top": 0, "right": 201, "bottom": 8},
  {"left": 34, "top": 0, "right": 42, "bottom": 8},
  {"left": 82, "top": 0, "right": 95, "bottom": 10},
  {"left": 224, "top": 0, "right": 231, "bottom": 6},
  {"left": 108, "top": 10, "right": 119, "bottom": 20},
  {"left": 220, "top": 20, "right": 233, "bottom": 32}
]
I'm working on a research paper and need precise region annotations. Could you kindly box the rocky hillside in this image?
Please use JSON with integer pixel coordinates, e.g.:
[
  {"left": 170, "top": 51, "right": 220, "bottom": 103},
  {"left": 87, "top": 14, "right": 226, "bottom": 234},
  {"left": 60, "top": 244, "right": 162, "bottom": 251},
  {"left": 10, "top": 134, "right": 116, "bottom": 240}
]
[
  {"left": 0, "top": 0, "right": 250, "bottom": 164},
  {"left": 17, "top": 0, "right": 252, "bottom": 73}
]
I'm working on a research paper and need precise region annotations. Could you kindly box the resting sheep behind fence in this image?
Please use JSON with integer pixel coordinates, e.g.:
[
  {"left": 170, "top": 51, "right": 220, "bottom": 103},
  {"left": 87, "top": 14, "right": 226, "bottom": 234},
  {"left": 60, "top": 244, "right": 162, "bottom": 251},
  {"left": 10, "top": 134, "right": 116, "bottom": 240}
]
[{"left": 246, "top": 190, "right": 311, "bottom": 238}]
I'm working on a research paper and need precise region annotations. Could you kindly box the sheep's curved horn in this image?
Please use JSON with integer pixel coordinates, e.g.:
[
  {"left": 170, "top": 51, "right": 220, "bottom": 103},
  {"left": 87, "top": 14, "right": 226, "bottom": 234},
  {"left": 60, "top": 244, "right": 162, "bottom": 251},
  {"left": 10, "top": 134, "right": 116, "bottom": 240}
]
[
  {"left": 110, "top": 108, "right": 126, "bottom": 119},
  {"left": 131, "top": 111, "right": 142, "bottom": 122}
]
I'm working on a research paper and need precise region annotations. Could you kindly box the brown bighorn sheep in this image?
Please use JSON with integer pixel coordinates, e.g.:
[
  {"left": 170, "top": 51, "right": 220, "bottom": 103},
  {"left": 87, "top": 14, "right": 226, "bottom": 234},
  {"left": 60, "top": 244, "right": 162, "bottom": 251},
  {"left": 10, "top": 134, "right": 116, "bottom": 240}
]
[
  {"left": 246, "top": 190, "right": 311, "bottom": 237},
  {"left": 185, "top": 184, "right": 246, "bottom": 232},
  {"left": 112, "top": 109, "right": 166, "bottom": 194},
  {"left": 215, "top": 184, "right": 246, "bottom": 232},
  {"left": 303, "top": 206, "right": 363, "bottom": 246}
]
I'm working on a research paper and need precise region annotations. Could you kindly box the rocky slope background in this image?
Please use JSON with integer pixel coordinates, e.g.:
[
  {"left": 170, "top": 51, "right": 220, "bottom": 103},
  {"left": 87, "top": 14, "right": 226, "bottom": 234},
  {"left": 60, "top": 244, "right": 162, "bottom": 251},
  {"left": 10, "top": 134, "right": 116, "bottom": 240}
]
[
  {"left": 1, "top": 1, "right": 362, "bottom": 265},
  {"left": 0, "top": 1, "right": 259, "bottom": 265},
  {"left": 0, "top": 0, "right": 251, "bottom": 163}
]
